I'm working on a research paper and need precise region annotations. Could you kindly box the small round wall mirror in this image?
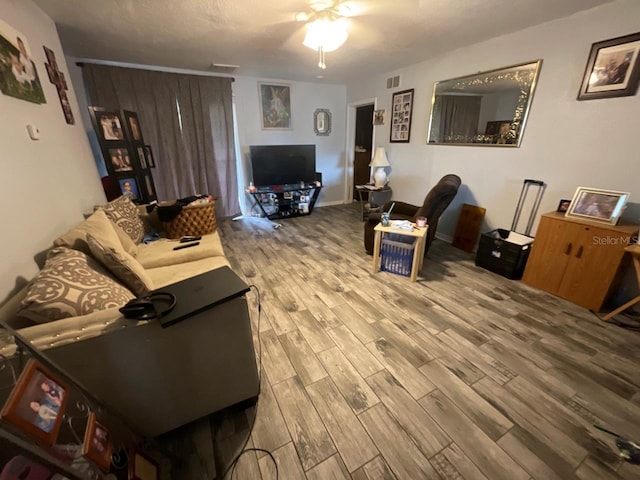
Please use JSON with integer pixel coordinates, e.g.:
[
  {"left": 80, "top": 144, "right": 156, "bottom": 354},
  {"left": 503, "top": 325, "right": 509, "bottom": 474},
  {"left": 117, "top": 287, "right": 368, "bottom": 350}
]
[{"left": 314, "top": 108, "right": 331, "bottom": 136}]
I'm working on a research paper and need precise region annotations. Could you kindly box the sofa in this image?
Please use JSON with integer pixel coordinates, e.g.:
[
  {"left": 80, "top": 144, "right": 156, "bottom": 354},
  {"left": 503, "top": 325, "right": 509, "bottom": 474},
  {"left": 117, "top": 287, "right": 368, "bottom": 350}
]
[{"left": 0, "top": 196, "right": 259, "bottom": 436}]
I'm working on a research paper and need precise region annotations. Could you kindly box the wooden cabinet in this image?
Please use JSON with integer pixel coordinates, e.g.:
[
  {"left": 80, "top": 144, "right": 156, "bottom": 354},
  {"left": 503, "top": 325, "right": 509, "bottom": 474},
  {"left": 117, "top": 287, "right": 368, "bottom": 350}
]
[{"left": 522, "top": 212, "right": 638, "bottom": 311}]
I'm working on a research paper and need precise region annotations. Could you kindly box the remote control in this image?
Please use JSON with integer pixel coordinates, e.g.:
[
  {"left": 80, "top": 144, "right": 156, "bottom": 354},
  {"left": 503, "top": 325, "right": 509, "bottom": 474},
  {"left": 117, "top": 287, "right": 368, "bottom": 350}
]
[
  {"left": 173, "top": 241, "right": 200, "bottom": 251},
  {"left": 179, "top": 236, "right": 202, "bottom": 243}
]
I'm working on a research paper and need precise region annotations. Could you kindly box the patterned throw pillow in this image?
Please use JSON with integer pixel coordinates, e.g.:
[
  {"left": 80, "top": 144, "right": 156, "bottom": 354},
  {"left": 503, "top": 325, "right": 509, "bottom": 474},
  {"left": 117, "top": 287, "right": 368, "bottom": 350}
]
[
  {"left": 18, "top": 248, "right": 134, "bottom": 324},
  {"left": 95, "top": 196, "right": 145, "bottom": 244},
  {"left": 86, "top": 233, "right": 153, "bottom": 297}
]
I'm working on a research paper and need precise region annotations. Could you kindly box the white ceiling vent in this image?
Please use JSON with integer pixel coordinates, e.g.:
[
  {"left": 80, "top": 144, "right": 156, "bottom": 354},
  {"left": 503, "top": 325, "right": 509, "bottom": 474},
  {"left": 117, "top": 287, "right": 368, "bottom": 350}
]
[
  {"left": 209, "top": 63, "right": 240, "bottom": 73},
  {"left": 386, "top": 75, "right": 401, "bottom": 89}
]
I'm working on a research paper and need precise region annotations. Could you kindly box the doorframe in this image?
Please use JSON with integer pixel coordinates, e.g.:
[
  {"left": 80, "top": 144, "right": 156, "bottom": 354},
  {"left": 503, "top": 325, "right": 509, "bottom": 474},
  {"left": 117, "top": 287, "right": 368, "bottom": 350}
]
[{"left": 344, "top": 97, "right": 378, "bottom": 204}]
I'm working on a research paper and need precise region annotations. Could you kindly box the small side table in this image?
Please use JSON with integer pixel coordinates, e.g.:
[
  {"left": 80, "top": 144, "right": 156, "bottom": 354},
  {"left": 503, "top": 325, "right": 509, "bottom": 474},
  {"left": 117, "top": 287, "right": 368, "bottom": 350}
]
[
  {"left": 355, "top": 185, "right": 392, "bottom": 221},
  {"left": 372, "top": 222, "right": 428, "bottom": 282},
  {"left": 601, "top": 244, "right": 640, "bottom": 321}
]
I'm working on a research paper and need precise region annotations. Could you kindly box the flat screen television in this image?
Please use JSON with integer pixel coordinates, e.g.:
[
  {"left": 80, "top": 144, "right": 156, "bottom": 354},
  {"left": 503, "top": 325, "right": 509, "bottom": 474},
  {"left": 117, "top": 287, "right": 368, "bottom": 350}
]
[{"left": 250, "top": 144, "right": 316, "bottom": 187}]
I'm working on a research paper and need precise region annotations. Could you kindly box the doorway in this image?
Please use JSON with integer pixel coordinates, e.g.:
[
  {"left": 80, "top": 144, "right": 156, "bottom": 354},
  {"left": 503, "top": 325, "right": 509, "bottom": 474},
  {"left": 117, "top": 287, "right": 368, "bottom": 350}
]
[{"left": 353, "top": 105, "right": 374, "bottom": 199}]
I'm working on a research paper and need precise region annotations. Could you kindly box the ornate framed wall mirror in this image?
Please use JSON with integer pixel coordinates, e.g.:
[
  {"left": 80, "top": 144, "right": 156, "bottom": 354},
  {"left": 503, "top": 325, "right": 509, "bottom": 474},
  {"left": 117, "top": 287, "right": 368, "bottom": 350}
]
[
  {"left": 313, "top": 108, "right": 331, "bottom": 136},
  {"left": 427, "top": 60, "right": 542, "bottom": 147}
]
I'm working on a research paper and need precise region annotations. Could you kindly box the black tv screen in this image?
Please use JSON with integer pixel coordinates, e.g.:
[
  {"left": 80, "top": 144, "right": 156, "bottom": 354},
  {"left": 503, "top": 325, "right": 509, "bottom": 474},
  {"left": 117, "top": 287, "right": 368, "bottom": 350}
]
[{"left": 250, "top": 144, "right": 316, "bottom": 187}]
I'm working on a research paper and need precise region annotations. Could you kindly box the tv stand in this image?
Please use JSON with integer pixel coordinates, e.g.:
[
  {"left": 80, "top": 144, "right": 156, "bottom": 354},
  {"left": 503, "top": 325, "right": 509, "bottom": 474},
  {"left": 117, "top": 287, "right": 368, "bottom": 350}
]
[{"left": 249, "top": 183, "right": 322, "bottom": 220}]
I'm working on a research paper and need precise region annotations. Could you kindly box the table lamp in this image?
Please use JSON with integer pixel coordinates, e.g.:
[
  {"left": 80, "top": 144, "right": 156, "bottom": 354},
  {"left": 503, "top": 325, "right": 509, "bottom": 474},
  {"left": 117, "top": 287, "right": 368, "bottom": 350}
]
[{"left": 369, "top": 147, "right": 390, "bottom": 187}]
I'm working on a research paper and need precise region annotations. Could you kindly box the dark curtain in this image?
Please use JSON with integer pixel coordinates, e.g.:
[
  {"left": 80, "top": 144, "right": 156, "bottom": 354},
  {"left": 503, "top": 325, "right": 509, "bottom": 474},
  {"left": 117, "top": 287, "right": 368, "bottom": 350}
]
[
  {"left": 432, "top": 94, "right": 482, "bottom": 142},
  {"left": 82, "top": 64, "right": 239, "bottom": 218}
]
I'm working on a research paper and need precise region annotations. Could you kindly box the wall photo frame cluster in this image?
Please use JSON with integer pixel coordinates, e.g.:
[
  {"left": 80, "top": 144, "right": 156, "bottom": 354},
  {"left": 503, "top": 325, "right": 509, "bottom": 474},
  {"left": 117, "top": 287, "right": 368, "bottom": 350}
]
[{"left": 390, "top": 88, "right": 414, "bottom": 143}]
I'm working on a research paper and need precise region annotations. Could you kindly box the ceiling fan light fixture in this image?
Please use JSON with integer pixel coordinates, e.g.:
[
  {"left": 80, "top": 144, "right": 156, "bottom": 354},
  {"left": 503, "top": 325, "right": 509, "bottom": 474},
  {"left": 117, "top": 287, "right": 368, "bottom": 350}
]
[{"left": 302, "top": 15, "right": 348, "bottom": 53}]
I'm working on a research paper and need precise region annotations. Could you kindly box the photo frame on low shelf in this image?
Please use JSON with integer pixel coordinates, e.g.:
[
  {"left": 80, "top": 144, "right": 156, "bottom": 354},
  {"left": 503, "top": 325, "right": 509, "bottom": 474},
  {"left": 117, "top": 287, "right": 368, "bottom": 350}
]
[
  {"left": 578, "top": 32, "right": 640, "bottom": 100},
  {"left": 123, "top": 110, "right": 143, "bottom": 142},
  {"left": 82, "top": 412, "right": 112, "bottom": 471},
  {"left": 95, "top": 110, "right": 126, "bottom": 141},
  {"left": 0, "top": 359, "right": 68, "bottom": 447},
  {"left": 566, "top": 187, "right": 629, "bottom": 225},
  {"left": 129, "top": 449, "right": 160, "bottom": 480},
  {"left": 118, "top": 177, "right": 141, "bottom": 201},
  {"left": 556, "top": 199, "right": 571, "bottom": 213}
]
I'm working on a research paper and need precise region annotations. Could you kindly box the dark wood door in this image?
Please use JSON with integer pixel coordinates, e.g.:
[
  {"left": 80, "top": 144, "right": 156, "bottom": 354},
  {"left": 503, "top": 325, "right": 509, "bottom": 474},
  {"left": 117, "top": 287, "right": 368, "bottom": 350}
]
[{"left": 353, "top": 104, "right": 374, "bottom": 200}]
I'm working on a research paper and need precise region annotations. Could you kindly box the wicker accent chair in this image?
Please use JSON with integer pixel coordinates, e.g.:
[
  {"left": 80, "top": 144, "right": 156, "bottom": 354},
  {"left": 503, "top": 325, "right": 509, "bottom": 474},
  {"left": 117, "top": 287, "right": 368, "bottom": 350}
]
[{"left": 364, "top": 174, "right": 461, "bottom": 255}]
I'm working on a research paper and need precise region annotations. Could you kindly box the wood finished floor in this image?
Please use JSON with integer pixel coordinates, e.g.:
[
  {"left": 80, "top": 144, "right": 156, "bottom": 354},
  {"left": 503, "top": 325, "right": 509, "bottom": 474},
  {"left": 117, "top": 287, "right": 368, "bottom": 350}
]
[{"left": 206, "top": 204, "right": 639, "bottom": 479}]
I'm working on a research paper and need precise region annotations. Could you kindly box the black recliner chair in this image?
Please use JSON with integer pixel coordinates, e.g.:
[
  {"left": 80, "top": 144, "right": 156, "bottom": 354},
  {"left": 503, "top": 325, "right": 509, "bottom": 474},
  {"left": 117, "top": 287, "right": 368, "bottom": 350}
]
[{"left": 364, "top": 174, "right": 461, "bottom": 255}]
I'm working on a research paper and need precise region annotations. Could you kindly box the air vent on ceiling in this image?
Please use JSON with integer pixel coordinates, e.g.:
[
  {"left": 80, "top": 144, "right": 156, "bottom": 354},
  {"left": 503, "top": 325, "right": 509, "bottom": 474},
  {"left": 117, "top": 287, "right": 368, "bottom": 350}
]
[
  {"left": 386, "top": 75, "right": 400, "bottom": 89},
  {"left": 209, "top": 63, "right": 240, "bottom": 73}
]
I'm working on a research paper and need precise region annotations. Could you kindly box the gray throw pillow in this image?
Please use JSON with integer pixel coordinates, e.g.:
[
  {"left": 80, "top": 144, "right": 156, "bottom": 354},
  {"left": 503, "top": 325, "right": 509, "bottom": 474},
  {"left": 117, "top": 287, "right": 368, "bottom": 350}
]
[
  {"left": 95, "top": 196, "right": 145, "bottom": 244},
  {"left": 18, "top": 247, "right": 134, "bottom": 323}
]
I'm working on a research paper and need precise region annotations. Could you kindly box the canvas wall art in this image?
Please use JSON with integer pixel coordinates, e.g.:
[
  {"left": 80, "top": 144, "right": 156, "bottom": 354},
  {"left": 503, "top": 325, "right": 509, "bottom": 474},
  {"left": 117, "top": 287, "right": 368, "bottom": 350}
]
[
  {"left": 259, "top": 82, "right": 292, "bottom": 129},
  {"left": 0, "top": 18, "right": 46, "bottom": 104}
]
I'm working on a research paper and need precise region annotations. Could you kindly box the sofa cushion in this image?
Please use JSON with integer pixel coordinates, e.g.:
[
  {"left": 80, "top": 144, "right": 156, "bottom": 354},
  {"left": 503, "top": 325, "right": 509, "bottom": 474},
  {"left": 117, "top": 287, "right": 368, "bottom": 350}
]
[
  {"left": 86, "top": 233, "right": 153, "bottom": 297},
  {"left": 54, "top": 209, "right": 136, "bottom": 257},
  {"left": 136, "top": 233, "right": 225, "bottom": 269},
  {"left": 96, "top": 196, "right": 145, "bottom": 244},
  {"left": 147, "top": 256, "right": 231, "bottom": 289},
  {"left": 18, "top": 247, "right": 134, "bottom": 324}
]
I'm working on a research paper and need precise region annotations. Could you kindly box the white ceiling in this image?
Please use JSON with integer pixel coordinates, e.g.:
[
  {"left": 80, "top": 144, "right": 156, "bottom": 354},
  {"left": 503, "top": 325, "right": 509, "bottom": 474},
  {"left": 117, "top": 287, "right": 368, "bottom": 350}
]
[{"left": 34, "top": 0, "right": 615, "bottom": 83}]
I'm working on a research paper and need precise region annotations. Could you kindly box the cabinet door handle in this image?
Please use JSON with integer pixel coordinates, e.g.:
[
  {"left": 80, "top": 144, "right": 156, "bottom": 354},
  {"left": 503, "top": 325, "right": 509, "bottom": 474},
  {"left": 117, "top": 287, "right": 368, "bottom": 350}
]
[
  {"left": 575, "top": 245, "right": 584, "bottom": 258},
  {"left": 564, "top": 242, "right": 573, "bottom": 255}
]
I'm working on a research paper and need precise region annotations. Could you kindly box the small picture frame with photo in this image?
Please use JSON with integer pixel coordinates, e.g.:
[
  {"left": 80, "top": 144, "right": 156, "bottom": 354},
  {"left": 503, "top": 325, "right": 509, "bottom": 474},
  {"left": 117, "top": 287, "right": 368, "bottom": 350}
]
[
  {"left": 0, "top": 359, "right": 68, "bottom": 446},
  {"left": 82, "top": 412, "right": 112, "bottom": 471},
  {"left": 124, "top": 110, "right": 143, "bottom": 142},
  {"left": 144, "top": 145, "right": 156, "bottom": 168},
  {"left": 129, "top": 449, "right": 160, "bottom": 480},
  {"left": 96, "top": 111, "right": 125, "bottom": 141},
  {"left": 373, "top": 109, "right": 386, "bottom": 126}
]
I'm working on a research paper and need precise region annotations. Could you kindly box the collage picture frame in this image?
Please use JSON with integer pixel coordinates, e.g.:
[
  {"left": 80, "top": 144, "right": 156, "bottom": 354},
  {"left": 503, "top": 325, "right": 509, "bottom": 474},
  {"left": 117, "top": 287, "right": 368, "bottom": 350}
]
[{"left": 390, "top": 88, "right": 414, "bottom": 143}]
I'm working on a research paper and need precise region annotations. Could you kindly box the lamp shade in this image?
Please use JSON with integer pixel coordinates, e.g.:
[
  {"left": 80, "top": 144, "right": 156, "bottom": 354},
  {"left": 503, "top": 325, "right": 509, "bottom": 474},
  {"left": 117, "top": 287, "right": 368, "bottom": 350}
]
[{"left": 369, "top": 147, "right": 390, "bottom": 167}]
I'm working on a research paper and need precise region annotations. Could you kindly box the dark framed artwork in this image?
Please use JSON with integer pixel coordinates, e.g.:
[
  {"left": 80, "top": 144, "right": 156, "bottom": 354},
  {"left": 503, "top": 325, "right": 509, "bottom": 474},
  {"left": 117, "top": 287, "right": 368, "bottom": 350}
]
[
  {"left": 556, "top": 199, "right": 571, "bottom": 213},
  {"left": 118, "top": 177, "right": 140, "bottom": 200},
  {"left": 96, "top": 111, "right": 125, "bottom": 141},
  {"left": 144, "top": 173, "right": 156, "bottom": 199},
  {"left": 129, "top": 449, "right": 160, "bottom": 480},
  {"left": 578, "top": 32, "right": 640, "bottom": 100},
  {"left": 82, "top": 412, "right": 112, "bottom": 471},
  {"left": 144, "top": 145, "right": 156, "bottom": 168},
  {"left": 42, "top": 45, "right": 74, "bottom": 124},
  {"left": 136, "top": 146, "right": 147, "bottom": 169},
  {"left": 124, "top": 110, "right": 143, "bottom": 142},
  {"left": 108, "top": 147, "right": 134, "bottom": 173},
  {"left": 0, "top": 359, "right": 68, "bottom": 446},
  {"left": 258, "top": 82, "right": 292, "bottom": 129},
  {"left": 0, "top": 19, "right": 46, "bottom": 104},
  {"left": 390, "top": 88, "right": 414, "bottom": 143},
  {"left": 566, "top": 187, "right": 629, "bottom": 225}
]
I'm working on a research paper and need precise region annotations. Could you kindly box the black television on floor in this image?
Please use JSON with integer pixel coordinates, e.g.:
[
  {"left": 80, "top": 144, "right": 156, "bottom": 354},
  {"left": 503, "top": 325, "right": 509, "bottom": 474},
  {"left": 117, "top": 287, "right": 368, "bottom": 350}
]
[{"left": 250, "top": 144, "right": 316, "bottom": 187}]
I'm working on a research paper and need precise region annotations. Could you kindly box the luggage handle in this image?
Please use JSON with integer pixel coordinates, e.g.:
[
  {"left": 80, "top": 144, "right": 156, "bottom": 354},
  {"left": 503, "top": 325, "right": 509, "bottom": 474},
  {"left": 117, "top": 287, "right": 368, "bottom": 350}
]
[
  {"left": 511, "top": 179, "right": 546, "bottom": 235},
  {"left": 524, "top": 179, "right": 545, "bottom": 186}
]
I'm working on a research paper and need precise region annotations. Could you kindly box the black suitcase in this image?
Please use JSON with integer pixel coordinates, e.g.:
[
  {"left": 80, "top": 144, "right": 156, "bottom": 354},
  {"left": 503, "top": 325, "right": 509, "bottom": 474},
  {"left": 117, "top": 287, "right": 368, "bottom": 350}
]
[{"left": 475, "top": 179, "right": 546, "bottom": 279}]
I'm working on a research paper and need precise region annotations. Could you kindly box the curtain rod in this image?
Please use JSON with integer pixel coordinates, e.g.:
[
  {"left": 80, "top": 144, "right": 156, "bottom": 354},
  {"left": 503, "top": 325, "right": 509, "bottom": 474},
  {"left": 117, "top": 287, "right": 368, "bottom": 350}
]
[{"left": 75, "top": 62, "right": 235, "bottom": 81}]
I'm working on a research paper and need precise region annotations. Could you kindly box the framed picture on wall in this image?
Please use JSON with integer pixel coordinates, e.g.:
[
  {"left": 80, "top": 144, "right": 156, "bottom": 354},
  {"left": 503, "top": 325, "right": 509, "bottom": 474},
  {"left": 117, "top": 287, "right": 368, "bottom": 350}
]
[
  {"left": 0, "top": 359, "right": 68, "bottom": 446},
  {"left": 578, "top": 31, "right": 640, "bottom": 100},
  {"left": 390, "top": 88, "right": 414, "bottom": 143},
  {"left": 373, "top": 109, "right": 386, "bottom": 126},
  {"left": 258, "top": 82, "right": 292, "bottom": 129}
]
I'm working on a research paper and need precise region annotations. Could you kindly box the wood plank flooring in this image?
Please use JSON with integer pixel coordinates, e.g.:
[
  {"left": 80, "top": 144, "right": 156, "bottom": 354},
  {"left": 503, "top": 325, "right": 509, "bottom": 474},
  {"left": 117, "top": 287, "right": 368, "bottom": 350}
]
[{"left": 203, "top": 204, "right": 640, "bottom": 479}]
